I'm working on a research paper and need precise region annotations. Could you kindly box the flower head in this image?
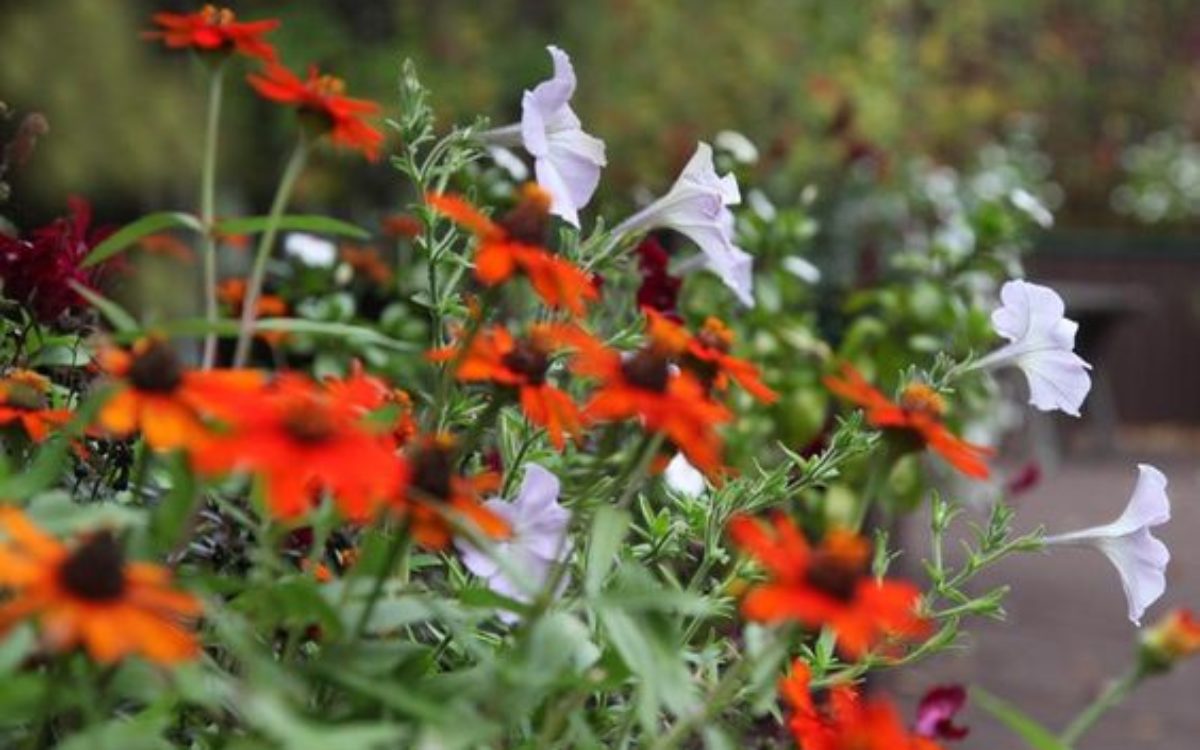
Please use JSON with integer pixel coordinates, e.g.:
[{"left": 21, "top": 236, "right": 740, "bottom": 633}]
[
  {"left": 1140, "top": 609, "right": 1200, "bottom": 671},
  {"left": 0, "top": 508, "right": 200, "bottom": 664},
  {"left": 192, "top": 372, "right": 402, "bottom": 520},
  {"left": 635, "top": 236, "right": 682, "bottom": 320},
  {"left": 429, "top": 324, "right": 588, "bottom": 449},
  {"left": 1044, "top": 464, "right": 1170, "bottom": 625},
  {"left": 645, "top": 308, "right": 776, "bottom": 403},
  {"left": 975, "top": 279, "right": 1091, "bottom": 416},
  {"left": 248, "top": 64, "right": 383, "bottom": 160},
  {"left": 508, "top": 46, "right": 607, "bottom": 227},
  {"left": 427, "top": 185, "right": 599, "bottom": 316},
  {"left": 96, "top": 337, "right": 264, "bottom": 452},
  {"left": 824, "top": 363, "right": 992, "bottom": 479},
  {"left": 455, "top": 463, "right": 571, "bottom": 622},
  {"left": 914, "top": 685, "right": 969, "bottom": 741},
  {"left": 613, "top": 143, "right": 753, "bottom": 305},
  {"left": 145, "top": 5, "right": 279, "bottom": 62},
  {"left": 730, "top": 514, "right": 928, "bottom": 658},
  {"left": 0, "top": 197, "right": 111, "bottom": 323},
  {"left": 0, "top": 369, "right": 71, "bottom": 442},
  {"left": 216, "top": 278, "right": 289, "bottom": 347}
]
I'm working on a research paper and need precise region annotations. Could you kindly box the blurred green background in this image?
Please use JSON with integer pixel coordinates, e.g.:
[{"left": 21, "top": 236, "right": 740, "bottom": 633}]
[{"left": 3, "top": 0, "right": 1200, "bottom": 227}]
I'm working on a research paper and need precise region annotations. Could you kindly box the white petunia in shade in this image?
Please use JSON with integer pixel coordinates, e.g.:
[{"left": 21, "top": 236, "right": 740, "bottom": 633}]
[
  {"left": 612, "top": 143, "right": 754, "bottom": 306},
  {"left": 478, "top": 46, "right": 606, "bottom": 228},
  {"left": 1044, "top": 464, "right": 1170, "bottom": 625},
  {"left": 664, "top": 453, "right": 706, "bottom": 497},
  {"left": 284, "top": 233, "right": 337, "bottom": 268},
  {"left": 455, "top": 464, "right": 572, "bottom": 623},
  {"left": 974, "top": 279, "right": 1092, "bottom": 416}
]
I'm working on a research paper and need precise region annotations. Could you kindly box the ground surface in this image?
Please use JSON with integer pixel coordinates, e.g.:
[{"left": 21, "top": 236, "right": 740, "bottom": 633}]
[{"left": 888, "top": 449, "right": 1200, "bottom": 749}]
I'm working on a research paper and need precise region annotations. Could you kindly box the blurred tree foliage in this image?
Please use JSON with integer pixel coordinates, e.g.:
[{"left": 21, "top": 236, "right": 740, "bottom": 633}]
[{"left": 3, "top": 0, "right": 1199, "bottom": 225}]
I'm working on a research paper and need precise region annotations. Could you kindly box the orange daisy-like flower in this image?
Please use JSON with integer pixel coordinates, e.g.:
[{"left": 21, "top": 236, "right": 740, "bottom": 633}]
[
  {"left": 217, "top": 277, "right": 289, "bottom": 347},
  {"left": 248, "top": 64, "right": 383, "bottom": 160},
  {"left": 145, "top": 4, "right": 279, "bottom": 63},
  {"left": 193, "top": 373, "right": 402, "bottom": 521},
  {"left": 729, "top": 514, "right": 928, "bottom": 658},
  {"left": 644, "top": 308, "right": 777, "bottom": 403},
  {"left": 96, "top": 337, "right": 264, "bottom": 451},
  {"left": 780, "top": 660, "right": 942, "bottom": 750},
  {"left": 385, "top": 434, "right": 508, "bottom": 550},
  {"left": 0, "top": 508, "right": 201, "bottom": 665},
  {"left": 0, "top": 370, "right": 71, "bottom": 442},
  {"left": 427, "top": 185, "right": 599, "bottom": 316},
  {"left": 429, "top": 324, "right": 587, "bottom": 450},
  {"left": 823, "top": 363, "right": 992, "bottom": 479},
  {"left": 565, "top": 320, "right": 731, "bottom": 475}
]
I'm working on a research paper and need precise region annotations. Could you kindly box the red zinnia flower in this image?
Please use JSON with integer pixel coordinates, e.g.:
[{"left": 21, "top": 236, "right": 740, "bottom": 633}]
[
  {"left": 729, "top": 514, "right": 928, "bottom": 658},
  {"left": 192, "top": 373, "right": 402, "bottom": 520},
  {"left": 427, "top": 185, "right": 600, "bottom": 316},
  {"left": 823, "top": 363, "right": 992, "bottom": 480},
  {"left": 249, "top": 64, "right": 383, "bottom": 160},
  {"left": 0, "top": 197, "right": 111, "bottom": 323},
  {"left": 145, "top": 5, "right": 279, "bottom": 63},
  {"left": 644, "top": 308, "right": 777, "bottom": 403}
]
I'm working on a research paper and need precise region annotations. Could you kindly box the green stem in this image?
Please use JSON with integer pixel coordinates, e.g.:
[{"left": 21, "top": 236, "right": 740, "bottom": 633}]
[
  {"left": 851, "top": 445, "right": 894, "bottom": 531},
  {"left": 232, "top": 139, "right": 310, "bottom": 367},
  {"left": 1059, "top": 667, "right": 1143, "bottom": 746},
  {"left": 614, "top": 432, "right": 665, "bottom": 509},
  {"left": 199, "top": 64, "right": 227, "bottom": 370},
  {"left": 351, "top": 523, "right": 410, "bottom": 641},
  {"left": 458, "top": 392, "right": 504, "bottom": 469},
  {"left": 647, "top": 655, "right": 755, "bottom": 750}
]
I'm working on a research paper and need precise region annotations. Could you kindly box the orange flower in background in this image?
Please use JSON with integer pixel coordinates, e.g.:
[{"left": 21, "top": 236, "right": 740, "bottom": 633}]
[
  {"left": 0, "top": 508, "right": 200, "bottom": 665},
  {"left": 1141, "top": 608, "right": 1200, "bottom": 669},
  {"left": 429, "top": 324, "right": 588, "bottom": 449},
  {"left": 145, "top": 4, "right": 279, "bottom": 62},
  {"left": 729, "top": 514, "right": 928, "bottom": 658},
  {"left": 386, "top": 434, "right": 508, "bottom": 549},
  {"left": 248, "top": 64, "right": 383, "bottom": 160},
  {"left": 217, "top": 278, "right": 289, "bottom": 347},
  {"left": 644, "top": 309, "right": 776, "bottom": 403},
  {"left": 427, "top": 185, "right": 599, "bottom": 316},
  {"left": 96, "top": 337, "right": 264, "bottom": 451},
  {"left": 192, "top": 373, "right": 402, "bottom": 521},
  {"left": 823, "top": 363, "right": 992, "bottom": 479},
  {"left": 138, "top": 234, "right": 195, "bottom": 264},
  {"left": 341, "top": 244, "right": 394, "bottom": 287},
  {"left": 566, "top": 319, "right": 731, "bottom": 475},
  {"left": 780, "top": 660, "right": 941, "bottom": 750},
  {"left": 382, "top": 213, "right": 423, "bottom": 240},
  {"left": 0, "top": 370, "right": 71, "bottom": 442}
]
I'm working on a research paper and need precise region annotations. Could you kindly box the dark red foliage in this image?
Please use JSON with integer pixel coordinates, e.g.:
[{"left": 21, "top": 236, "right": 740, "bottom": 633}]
[{"left": 635, "top": 235, "right": 682, "bottom": 322}]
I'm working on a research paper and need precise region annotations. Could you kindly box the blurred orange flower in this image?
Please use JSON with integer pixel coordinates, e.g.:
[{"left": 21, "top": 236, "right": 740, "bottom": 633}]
[
  {"left": 644, "top": 309, "right": 776, "bottom": 403},
  {"left": 249, "top": 64, "right": 383, "bottom": 160},
  {"left": 145, "top": 5, "right": 279, "bottom": 63},
  {"left": 0, "top": 370, "right": 71, "bottom": 442}
]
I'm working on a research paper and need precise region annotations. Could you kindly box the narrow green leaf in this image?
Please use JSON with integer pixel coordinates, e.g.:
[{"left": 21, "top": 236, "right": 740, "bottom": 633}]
[
  {"left": 82, "top": 211, "right": 203, "bottom": 267},
  {"left": 69, "top": 282, "right": 139, "bottom": 332},
  {"left": 973, "top": 687, "right": 1071, "bottom": 750},
  {"left": 585, "top": 507, "right": 629, "bottom": 596},
  {"left": 216, "top": 214, "right": 370, "bottom": 240}
]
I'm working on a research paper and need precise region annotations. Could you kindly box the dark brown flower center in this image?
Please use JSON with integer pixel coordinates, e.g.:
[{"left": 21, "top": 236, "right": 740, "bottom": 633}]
[
  {"left": 4, "top": 382, "right": 47, "bottom": 411},
  {"left": 410, "top": 442, "right": 456, "bottom": 501},
  {"left": 804, "top": 533, "right": 870, "bottom": 602},
  {"left": 282, "top": 400, "right": 337, "bottom": 444},
  {"left": 804, "top": 559, "right": 863, "bottom": 602},
  {"left": 58, "top": 532, "right": 126, "bottom": 602},
  {"left": 499, "top": 191, "right": 551, "bottom": 246},
  {"left": 128, "top": 341, "right": 184, "bottom": 394},
  {"left": 621, "top": 349, "right": 671, "bottom": 393},
  {"left": 501, "top": 338, "right": 550, "bottom": 385},
  {"left": 696, "top": 329, "right": 730, "bottom": 354}
]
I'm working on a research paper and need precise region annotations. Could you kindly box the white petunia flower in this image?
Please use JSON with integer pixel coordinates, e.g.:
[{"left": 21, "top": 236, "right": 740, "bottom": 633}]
[
  {"left": 664, "top": 453, "right": 706, "bottom": 496},
  {"left": 284, "top": 233, "right": 337, "bottom": 268},
  {"left": 612, "top": 143, "right": 754, "bottom": 306},
  {"left": 974, "top": 279, "right": 1092, "bottom": 416},
  {"left": 1044, "top": 464, "right": 1170, "bottom": 625},
  {"left": 478, "top": 46, "right": 606, "bottom": 228},
  {"left": 455, "top": 464, "right": 571, "bottom": 623}
]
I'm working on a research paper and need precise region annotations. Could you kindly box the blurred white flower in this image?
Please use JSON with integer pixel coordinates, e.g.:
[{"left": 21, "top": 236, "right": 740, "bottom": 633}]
[
  {"left": 715, "top": 130, "right": 758, "bottom": 164},
  {"left": 974, "top": 279, "right": 1091, "bottom": 416},
  {"left": 1045, "top": 464, "right": 1170, "bottom": 625},
  {"left": 479, "top": 46, "right": 606, "bottom": 228},
  {"left": 455, "top": 463, "right": 571, "bottom": 623},
  {"left": 613, "top": 142, "right": 754, "bottom": 305},
  {"left": 487, "top": 146, "right": 529, "bottom": 182},
  {"left": 1010, "top": 188, "right": 1054, "bottom": 228},
  {"left": 664, "top": 453, "right": 706, "bottom": 496},
  {"left": 782, "top": 256, "right": 821, "bottom": 284},
  {"left": 284, "top": 233, "right": 336, "bottom": 268}
]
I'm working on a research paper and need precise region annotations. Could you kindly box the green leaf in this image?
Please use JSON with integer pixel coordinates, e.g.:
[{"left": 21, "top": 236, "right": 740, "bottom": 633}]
[
  {"left": 82, "top": 211, "right": 203, "bottom": 268},
  {"left": 215, "top": 214, "right": 370, "bottom": 240},
  {"left": 69, "top": 282, "right": 139, "bottom": 332},
  {"left": 585, "top": 507, "right": 630, "bottom": 596},
  {"left": 973, "top": 687, "right": 1071, "bottom": 750},
  {"left": 118, "top": 317, "right": 418, "bottom": 353}
]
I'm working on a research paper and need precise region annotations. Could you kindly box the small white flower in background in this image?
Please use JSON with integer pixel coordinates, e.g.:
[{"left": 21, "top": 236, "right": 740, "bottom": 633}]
[
  {"left": 478, "top": 46, "right": 606, "bottom": 228},
  {"left": 455, "top": 464, "right": 571, "bottom": 623},
  {"left": 782, "top": 256, "right": 821, "bottom": 284},
  {"left": 486, "top": 146, "right": 529, "bottom": 182},
  {"left": 284, "top": 233, "right": 337, "bottom": 268},
  {"left": 1010, "top": 188, "right": 1054, "bottom": 228},
  {"left": 1044, "top": 464, "right": 1170, "bottom": 625},
  {"left": 612, "top": 142, "right": 754, "bottom": 306},
  {"left": 715, "top": 130, "right": 759, "bottom": 164},
  {"left": 747, "top": 189, "right": 776, "bottom": 221},
  {"left": 974, "top": 279, "right": 1092, "bottom": 416},
  {"left": 664, "top": 453, "right": 706, "bottom": 496}
]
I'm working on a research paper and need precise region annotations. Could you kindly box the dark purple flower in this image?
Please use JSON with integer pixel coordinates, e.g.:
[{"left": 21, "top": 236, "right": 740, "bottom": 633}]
[
  {"left": 635, "top": 235, "right": 681, "bottom": 321},
  {"left": 0, "top": 197, "right": 111, "bottom": 322},
  {"left": 915, "top": 684, "right": 969, "bottom": 741}
]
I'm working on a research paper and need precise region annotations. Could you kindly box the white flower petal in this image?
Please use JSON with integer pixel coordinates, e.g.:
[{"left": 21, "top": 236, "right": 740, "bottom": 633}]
[
  {"left": 664, "top": 453, "right": 706, "bottom": 496},
  {"left": 284, "top": 233, "right": 337, "bottom": 268}
]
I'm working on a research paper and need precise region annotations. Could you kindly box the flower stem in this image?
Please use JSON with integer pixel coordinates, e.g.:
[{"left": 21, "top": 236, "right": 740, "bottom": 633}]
[
  {"left": 351, "top": 522, "right": 411, "bottom": 641},
  {"left": 199, "top": 63, "right": 227, "bottom": 370},
  {"left": 232, "top": 139, "right": 309, "bottom": 367},
  {"left": 850, "top": 444, "right": 894, "bottom": 531},
  {"left": 614, "top": 431, "right": 665, "bottom": 509},
  {"left": 1059, "top": 666, "right": 1143, "bottom": 746}
]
